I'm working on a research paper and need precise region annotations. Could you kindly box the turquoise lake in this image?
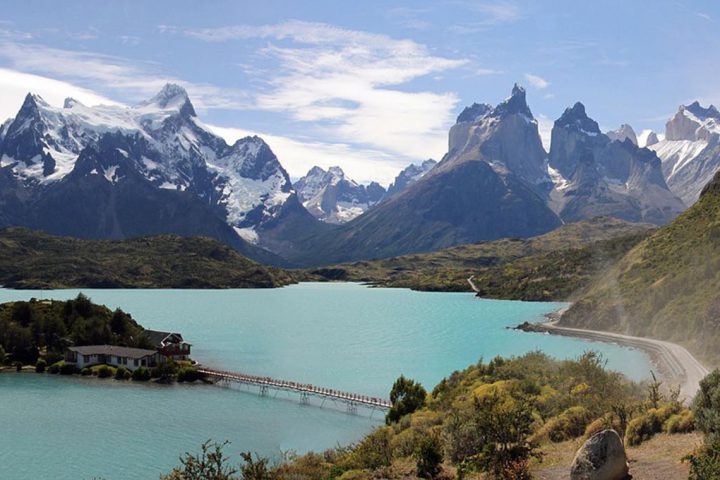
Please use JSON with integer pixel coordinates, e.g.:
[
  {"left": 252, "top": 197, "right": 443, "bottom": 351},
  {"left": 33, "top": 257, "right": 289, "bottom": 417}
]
[{"left": 0, "top": 283, "right": 653, "bottom": 479}]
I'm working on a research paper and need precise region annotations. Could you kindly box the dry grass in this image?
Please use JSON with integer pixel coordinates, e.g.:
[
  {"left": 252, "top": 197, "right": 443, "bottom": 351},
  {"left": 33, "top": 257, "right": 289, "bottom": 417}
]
[{"left": 532, "top": 433, "right": 703, "bottom": 480}]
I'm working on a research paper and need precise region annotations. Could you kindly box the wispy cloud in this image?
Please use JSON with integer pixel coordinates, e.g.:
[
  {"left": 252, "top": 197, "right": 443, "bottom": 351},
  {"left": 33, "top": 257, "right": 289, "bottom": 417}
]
[
  {"left": 524, "top": 73, "right": 550, "bottom": 89},
  {"left": 166, "top": 20, "right": 468, "bottom": 159},
  {"left": 0, "top": 41, "right": 249, "bottom": 110},
  {"left": 448, "top": 1, "right": 522, "bottom": 33},
  {"left": 0, "top": 68, "right": 117, "bottom": 122}
]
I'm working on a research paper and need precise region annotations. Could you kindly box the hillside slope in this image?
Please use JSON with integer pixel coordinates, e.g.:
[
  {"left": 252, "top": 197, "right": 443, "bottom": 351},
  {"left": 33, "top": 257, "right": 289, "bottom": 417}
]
[
  {"left": 562, "top": 171, "right": 720, "bottom": 365},
  {"left": 305, "top": 217, "right": 653, "bottom": 300},
  {"left": 0, "top": 228, "right": 295, "bottom": 289}
]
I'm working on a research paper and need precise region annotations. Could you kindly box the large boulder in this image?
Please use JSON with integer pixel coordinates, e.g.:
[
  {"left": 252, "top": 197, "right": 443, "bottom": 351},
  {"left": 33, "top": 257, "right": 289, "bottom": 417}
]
[{"left": 570, "top": 430, "right": 631, "bottom": 480}]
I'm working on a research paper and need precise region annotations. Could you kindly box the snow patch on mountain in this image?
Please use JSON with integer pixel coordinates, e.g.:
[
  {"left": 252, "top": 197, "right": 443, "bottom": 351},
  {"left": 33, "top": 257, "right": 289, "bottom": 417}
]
[{"left": 295, "top": 165, "right": 385, "bottom": 224}]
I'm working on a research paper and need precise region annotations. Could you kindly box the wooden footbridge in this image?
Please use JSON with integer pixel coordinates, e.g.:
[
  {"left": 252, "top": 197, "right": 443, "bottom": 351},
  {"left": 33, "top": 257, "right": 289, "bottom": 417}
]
[{"left": 198, "top": 367, "right": 391, "bottom": 414}]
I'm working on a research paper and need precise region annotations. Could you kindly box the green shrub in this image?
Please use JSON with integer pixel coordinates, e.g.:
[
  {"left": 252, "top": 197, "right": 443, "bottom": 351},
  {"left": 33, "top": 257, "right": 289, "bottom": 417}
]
[
  {"left": 131, "top": 367, "right": 151, "bottom": 381},
  {"left": 48, "top": 363, "right": 61, "bottom": 374},
  {"left": 536, "top": 406, "right": 593, "bottom": 443},
  {"left": 386, "top": 375, "right": 427, "bottom": 424},
  {"left": 415, "top": 435, "right": 443, "bottom": 479},
  {"left": 14, "top": 361, "right": 23, "bottom": 372},
  {"left": 97, "top": 365, "right": 112, "bottom": 378},
  {"left": 665, "top": 410, "right": 695, "bottom": 434},
  {"left": 35, "top": 359, "right": 47, "bottom": 373},
  {"left": 115, "top": 365, "right": 129, "bottom": 380},
  {"left": 177, "top": 367, "right": 200, "bottom": 383},
  {"left": 686, "top": 440, "right": 720, "bottom": 480},
  {"left": 625, "top": 405, "right": 679, "bottom": 446},
  {"left": 59, "top": 362, "right": 76, "bottom": 375},
  {"left": 80, "top": 367, "right": 92, "bottom": 376}
]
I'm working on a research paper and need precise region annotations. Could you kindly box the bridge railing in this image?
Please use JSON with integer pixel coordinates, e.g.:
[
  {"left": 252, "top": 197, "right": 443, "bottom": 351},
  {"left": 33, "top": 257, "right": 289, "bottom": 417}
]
[{"left": 198, "top": 368, "right": 391, "bottom": 409}]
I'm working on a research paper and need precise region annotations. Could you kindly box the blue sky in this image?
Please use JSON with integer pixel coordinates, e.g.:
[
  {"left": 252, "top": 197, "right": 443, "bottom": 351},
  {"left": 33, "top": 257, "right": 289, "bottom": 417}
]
[{"left": 0, "top": 0, "right": 718, "bottom": 184}]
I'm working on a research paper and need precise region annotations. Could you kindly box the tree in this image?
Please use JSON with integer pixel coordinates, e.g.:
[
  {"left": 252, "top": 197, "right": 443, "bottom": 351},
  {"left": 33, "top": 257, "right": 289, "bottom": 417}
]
[
  {"left": 160, "top": 440, "right": 239, "bottom": 480},
  {"left": 386, "top": 375, "right": 427, "bottom": 424},
  {"left": 694, "top": 370, "right": 720, "bottom": 441},
  {"left": 415, "top": 435, "right": 443, "bottom": 479},
  {"left": 446, "top": 392, "right": 538, "bottom": 480},
  {"left": 647, "top": 371, "right": 663, "bottom": 409},
  {"left": 240, "top": 452, "right": 274, "bottom": 480}
]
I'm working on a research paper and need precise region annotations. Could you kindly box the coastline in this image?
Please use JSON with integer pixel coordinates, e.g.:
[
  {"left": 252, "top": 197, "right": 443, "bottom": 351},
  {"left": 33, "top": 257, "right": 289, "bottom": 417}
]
[{"left": 517, "top": 306, "right": 710, "bottom": 401}]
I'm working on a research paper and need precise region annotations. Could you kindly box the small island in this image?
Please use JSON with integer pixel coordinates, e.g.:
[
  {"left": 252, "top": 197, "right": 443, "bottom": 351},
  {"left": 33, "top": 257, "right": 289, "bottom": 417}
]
[{"left": 0, "top": 294, "right": 203, "bottom": 383}]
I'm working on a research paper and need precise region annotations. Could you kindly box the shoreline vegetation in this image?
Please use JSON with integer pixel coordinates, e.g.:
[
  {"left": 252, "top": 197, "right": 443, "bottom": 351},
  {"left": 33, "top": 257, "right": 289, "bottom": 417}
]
[
  {"left": 0, "top": 227, "right": 296, "bottom": 289},
  {"left": 0, "top": 295, "right": 204, "bottom": 384}
]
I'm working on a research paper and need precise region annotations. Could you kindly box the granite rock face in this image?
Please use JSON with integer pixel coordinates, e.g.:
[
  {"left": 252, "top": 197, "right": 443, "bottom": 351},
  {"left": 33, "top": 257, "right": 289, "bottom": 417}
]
[{"left": 570, "top": 430, "right": 631, "bottom": 480}]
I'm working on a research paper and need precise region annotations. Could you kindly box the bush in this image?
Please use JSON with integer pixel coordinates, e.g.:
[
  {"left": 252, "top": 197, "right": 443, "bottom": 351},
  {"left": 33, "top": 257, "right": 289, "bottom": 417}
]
[
  {"left": 14, "top": 361, "right": 23, "bottom": 372},
  {"left": 625, "top": 404, "right": 681, "bottom": 446},
  {"left": 584, "top": 413, "right": 619, "bottom": 439},
  {"left": 536, "top": 406, "right": 593, "bottom": 443},
  {"left": 97, "top": 365, "right": 113, "bottom": 378},
  {"left": 665, "top": 410, "right": 695, "bottom": 434},
  {"left": 686, "top": 440, "right": 720, "bottom": 480},
  {"left": 117, "top": 365, "right": 134, "bottom": 380},
  {"left": 177, "top": 367, "right": 200, "bottom": 383},
  {"left": 415, "top": 435, "right": 442, "bottom": 479},
  {"left": 132, "top": 367, "right": 151, "bottom": 381},
  {"left": 59, "top": 362, "right": 76, "bottom": 375},
  {"left": 35, "top": 359, "right": 47, "bottom": 373},
  {"left": 48, "top": 363, "right": 61, "bottom": 374},
  {"left": 694, "top": 370, "right": 720, "bottom": 441},
  {"left": 0, "top": 344, "right": 5, "bottom": 365},
  {"left": 80, "top": 367, "right": 92, "bottom": 376}
]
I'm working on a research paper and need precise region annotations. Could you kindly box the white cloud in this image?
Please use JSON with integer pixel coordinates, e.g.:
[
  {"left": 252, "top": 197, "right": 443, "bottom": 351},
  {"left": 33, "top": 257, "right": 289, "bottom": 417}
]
[
  {"left": 171, "top": 20, "right": 465, "bottom": 160},
  {"left": 524, "top": 73, "right": 550, "bottom": 89},
  {"left": 0, "top": 68, "right": 118, "bottom": 122},
  {"left": 209, "top": 125, "right": 408, "bottom": 186},
  {"left": 0, "top": 41, "right": 249, "bottom": 111}
]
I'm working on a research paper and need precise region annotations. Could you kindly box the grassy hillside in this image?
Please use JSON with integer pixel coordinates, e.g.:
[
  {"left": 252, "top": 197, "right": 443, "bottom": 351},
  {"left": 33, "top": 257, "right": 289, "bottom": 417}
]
[
  {"left": 304, "top": 217, "right": 653, "bottom": 301},
  {"left": 562, "top": 172, "right": 720, "bottom": 366},
  {"left": 0, "top": 228, "right": 296, "bottom": 289}
]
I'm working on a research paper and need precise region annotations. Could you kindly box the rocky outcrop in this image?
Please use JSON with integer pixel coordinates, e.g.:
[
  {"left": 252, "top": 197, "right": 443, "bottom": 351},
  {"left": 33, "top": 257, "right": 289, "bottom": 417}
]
[
  {"left": 570, "top": 430, "right": 630, "bottom": 480},
  {"left": 294, "top": 166, "right": 386, "bottom": 224},
  {"left": 606, "top": 124, "right": 638, "bottom": 146},
  {"left": 548, "top": 102, "right": 684, "bottom": 225},
  {"left": 649, "top": 101, "right": 720, "bottom": 205},
  {"left": 284, "top": 85, "right": 562, "bottom": 266},
  {"left": 385, "top": 159, "right": 437, "bottom": 198}
]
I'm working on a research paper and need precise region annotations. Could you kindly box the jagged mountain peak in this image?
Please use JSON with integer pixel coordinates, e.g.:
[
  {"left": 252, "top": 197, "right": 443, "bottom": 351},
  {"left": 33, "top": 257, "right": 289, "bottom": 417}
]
[
  {"left": 456, "top": 102, "right": 492, "bottom": 123},
  {"left": 555, "top": 102, "right": 600, "bottom": 134},
  {"left": 606, "top": 124, "right": 638, "bottom": 146},
  {"left": 139, "top": 83, "right": 196, "bottom": 117},
  {"left": 63, "top": 97, "right": 84, "bottom": 109},
  {"left": 493, "top": 83, "right": 532, "bottom": 118},
  {"left": 684, "top": 101, "right": 720, "bottom": 120}
]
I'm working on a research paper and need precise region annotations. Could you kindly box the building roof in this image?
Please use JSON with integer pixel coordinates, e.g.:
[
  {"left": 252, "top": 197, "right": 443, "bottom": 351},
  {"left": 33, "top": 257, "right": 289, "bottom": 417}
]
[
  {"left": 144, "top": 329, "right": 186, "bottom": 346},
  {"left": 68, "top": 345, "right": 158, "bottom": 359}
]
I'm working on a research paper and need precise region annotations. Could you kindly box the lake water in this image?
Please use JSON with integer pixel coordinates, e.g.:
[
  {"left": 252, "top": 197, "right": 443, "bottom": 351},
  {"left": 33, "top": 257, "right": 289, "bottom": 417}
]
[{"left": 0, "top": 283, "right": 653, "bottom": 479}]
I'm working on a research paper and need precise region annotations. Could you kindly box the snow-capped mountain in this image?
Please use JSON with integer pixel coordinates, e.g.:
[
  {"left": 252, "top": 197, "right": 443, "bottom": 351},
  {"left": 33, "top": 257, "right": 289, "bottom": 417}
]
[
  {"left": 385, "top": 159, "right": 437, "bottom": 198},
  {"left": 638, "top": 129, "right": 660, "bottom": 148},
  {"left": 648, "top": 101, "right": 720, "bottom": 205},
  {"left": 294, "top": 166, "right": 386, "bottom": 224},
  {"left": 547, "top": 102, "right": 684, "bottom": 225},
  {"left": 606, "top": 124, "right": 638, "bottom": 145},
  {"left": 0, "top": 84, "right": 317, "bottom": 261}
]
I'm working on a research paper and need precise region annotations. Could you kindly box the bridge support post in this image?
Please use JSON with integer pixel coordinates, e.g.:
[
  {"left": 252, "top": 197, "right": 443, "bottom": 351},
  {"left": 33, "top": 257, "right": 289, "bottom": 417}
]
[
  {"left": 347, "top": 402, "right": 358, "bottom": 414},
  {"left": 260, "top": 385, "right": 269, "bottom": 396},
  {"left": 301, "top": 392, "right": 310, "bottom": 405}
]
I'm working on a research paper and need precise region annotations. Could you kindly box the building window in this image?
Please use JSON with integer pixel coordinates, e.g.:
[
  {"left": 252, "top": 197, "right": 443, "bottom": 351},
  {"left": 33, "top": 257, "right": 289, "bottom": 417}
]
[
  {"left": 141, "top": 359, "right": 147, "bottom": 366},
  {"left": 134, "top": 359, "right": 138, "bottom": 367},
  {"left": 83, "top": 355, "right": 89, "bottom": 363}
]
